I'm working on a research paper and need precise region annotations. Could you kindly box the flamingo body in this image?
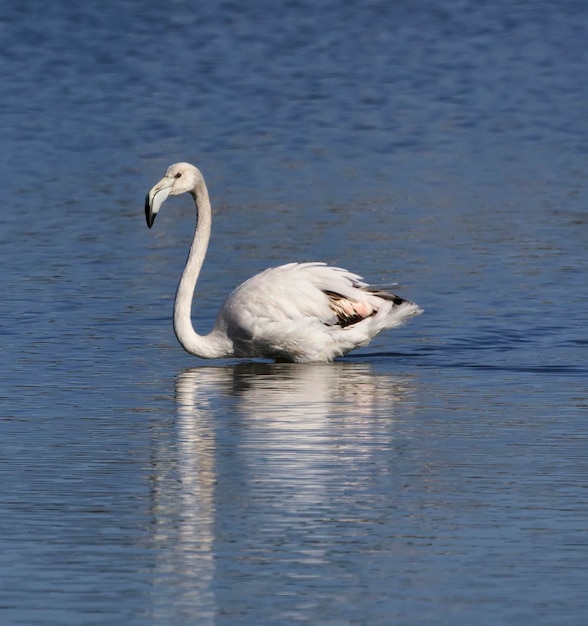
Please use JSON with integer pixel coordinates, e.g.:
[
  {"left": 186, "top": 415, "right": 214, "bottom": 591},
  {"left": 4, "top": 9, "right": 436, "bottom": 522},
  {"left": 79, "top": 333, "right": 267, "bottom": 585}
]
[{"left": 145, "top": 163, "right": 422, "bottom": 363}]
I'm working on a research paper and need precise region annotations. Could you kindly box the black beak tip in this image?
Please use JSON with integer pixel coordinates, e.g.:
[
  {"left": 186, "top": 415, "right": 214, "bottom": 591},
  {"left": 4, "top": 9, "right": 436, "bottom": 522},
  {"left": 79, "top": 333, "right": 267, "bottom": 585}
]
[{"left": 145, "top": 194, "right": 155, "bottom": 229}]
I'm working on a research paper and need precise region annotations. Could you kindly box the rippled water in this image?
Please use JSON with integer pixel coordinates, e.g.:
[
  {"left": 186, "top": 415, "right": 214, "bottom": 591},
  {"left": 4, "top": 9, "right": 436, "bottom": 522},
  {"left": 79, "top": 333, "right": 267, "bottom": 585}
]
[{"left": 1, "top": 1, "right": 587, "bottom": 624}]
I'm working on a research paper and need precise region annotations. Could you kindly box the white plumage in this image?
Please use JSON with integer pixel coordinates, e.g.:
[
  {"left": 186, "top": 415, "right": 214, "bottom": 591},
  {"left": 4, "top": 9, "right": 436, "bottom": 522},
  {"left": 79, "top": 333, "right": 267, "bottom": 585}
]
[{"left": 145, "top": 162, "right": 422, "bottom": 363}]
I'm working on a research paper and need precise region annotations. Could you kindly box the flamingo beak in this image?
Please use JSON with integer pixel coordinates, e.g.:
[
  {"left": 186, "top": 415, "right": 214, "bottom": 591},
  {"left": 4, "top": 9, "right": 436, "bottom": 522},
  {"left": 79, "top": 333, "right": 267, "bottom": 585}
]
[{"left": 145, "top": 177, "right": 174, "bottom": 229}]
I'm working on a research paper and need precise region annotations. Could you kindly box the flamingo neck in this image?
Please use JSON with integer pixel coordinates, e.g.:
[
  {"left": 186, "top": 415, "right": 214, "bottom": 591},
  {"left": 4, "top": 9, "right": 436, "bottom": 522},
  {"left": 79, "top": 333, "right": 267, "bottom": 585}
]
[{"left": 173, "top": 185, "right": 232, "bottom": 359}]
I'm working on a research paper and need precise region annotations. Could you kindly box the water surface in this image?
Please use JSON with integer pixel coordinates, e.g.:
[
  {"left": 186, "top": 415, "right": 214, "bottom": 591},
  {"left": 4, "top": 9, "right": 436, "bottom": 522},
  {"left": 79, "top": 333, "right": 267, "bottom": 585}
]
[{"left": 1, "top": 1, "right": 587, "bottom": 625}]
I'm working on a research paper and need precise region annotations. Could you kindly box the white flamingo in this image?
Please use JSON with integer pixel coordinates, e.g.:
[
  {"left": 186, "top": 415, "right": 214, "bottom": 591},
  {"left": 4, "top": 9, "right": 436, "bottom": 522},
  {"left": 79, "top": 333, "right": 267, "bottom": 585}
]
[{"left": 145, "top": 162, "right": 422, "bottom": 363}]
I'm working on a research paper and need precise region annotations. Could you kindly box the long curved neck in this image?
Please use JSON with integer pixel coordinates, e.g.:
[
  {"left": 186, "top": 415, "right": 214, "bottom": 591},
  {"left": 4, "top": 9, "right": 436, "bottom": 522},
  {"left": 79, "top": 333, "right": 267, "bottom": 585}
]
[{"left": 173, "top": 183, "right": 231, "bottom": 358}]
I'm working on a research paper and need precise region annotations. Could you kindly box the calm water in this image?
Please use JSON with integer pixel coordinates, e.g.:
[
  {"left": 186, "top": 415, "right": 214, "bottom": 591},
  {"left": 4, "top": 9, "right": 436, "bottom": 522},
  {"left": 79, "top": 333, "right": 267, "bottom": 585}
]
[{"left": 1, "top": 1, "right": 587, "bottom": 624}]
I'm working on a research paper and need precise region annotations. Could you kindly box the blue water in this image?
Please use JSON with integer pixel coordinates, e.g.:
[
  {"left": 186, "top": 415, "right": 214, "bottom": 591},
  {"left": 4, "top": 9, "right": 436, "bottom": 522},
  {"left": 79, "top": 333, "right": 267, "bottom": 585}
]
[{"left": 1, "top": 1, "right": 587, "bottom": 624}]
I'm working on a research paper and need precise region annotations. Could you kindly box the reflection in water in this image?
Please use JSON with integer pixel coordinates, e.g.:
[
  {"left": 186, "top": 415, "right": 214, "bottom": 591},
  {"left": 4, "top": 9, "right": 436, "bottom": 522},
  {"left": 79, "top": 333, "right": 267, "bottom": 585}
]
[
  {"left": 222, "top": 362, "right": 416, "bottom": 515},
  {"left": 149, "top": 362, "right": 416, "bottom": 620},
  {"left": 148, "top": 374, "right": 218, "bottom": 624}
]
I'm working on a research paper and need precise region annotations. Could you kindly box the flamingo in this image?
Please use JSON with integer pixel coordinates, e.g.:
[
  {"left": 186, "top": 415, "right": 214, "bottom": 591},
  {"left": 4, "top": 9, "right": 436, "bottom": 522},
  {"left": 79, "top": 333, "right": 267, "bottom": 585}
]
[{"left": 145, "top": 162, "right": 422, "bottom": 363}]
